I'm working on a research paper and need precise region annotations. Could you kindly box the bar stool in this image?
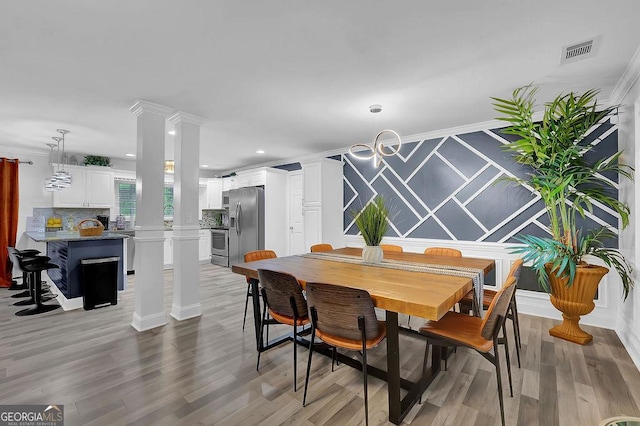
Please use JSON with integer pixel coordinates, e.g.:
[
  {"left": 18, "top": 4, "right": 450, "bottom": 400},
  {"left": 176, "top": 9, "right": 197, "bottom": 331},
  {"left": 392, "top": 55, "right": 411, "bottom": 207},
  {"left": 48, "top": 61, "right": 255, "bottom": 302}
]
[
  {"left": 7, "top": 248, "right": 40, "bottom": 296},
  {"left": 15, "top": 261, "right": 60, "bottom": 316},
  {"left": 13, "top": 255, "right": 53, "bottom": 307}
]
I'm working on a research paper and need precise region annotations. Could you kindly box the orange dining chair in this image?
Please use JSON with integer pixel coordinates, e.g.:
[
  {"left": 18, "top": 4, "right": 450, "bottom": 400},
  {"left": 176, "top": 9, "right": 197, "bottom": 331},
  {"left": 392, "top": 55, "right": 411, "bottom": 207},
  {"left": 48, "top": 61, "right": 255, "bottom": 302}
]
[
  {"left": 310, "top": 244, "right": 333, "bottom": 253},
  {"left": 458, "top": 258, "right": 524, "bottom": 367},
  {"left": 303, "top": 282, "right": 386, "bottom": 426},
  {"left": 242, "top": 250, "right": 277, "bottom": 331},
  {"left": 380, "top": 244, "right": 403, "bottom": 253},
  {"left": 423, "top": 247, "right": 462, "bottom": 257},
  {"left": 419, "top": 276, "right": 517, "bottom": 426},
  {"left": 256, "top": 269, "right": 309, "bottom": 392}
]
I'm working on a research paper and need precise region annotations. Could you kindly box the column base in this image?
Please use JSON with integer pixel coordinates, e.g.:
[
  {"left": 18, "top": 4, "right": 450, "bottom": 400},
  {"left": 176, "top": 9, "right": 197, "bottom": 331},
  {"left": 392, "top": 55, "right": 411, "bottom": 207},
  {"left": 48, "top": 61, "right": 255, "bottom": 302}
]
[
  {"left": 170, "top": 303, "right": 202, "bottom": 321},
  {"left": 131, "top": 311, "right": 167, "bottom": 332}
]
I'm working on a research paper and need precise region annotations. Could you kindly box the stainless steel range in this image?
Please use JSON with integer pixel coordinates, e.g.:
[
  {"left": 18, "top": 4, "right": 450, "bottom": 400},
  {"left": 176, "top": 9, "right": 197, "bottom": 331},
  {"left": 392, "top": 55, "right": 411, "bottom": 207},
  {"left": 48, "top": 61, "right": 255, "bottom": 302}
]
[{"left": 210, "top": 227, "right": 229, "bottom": 267}]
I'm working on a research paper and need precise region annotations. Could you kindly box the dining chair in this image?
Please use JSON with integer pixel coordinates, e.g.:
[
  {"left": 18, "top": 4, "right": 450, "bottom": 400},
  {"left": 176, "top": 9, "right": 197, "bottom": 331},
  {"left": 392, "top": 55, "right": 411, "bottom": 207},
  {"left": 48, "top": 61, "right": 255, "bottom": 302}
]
[
  {"left": 256, "top": 269, "right": 309, "bottom": 392},
  {"left": 242, "top": 250, "right": 277, "bottom": 331},
  {"left": 423, "top": 247, "right": 462, "bottom": 257},
  {"left": 380, "top": 244, "right": 403, "bottom": 252},
  {"left": 406, "top": 247, "right": 463, "bottom": 328},
  {"left": 419, "top": 276, "right": 517, "bottom": 426},
  {"left": 303, "top": 282, "right": 386, "bottom": 426},
  {"left": 458, "top": 258, "right": 524, "bottom": 367},
  {"left": 310, "top": 243, "right": 333, "bottom": 253}
]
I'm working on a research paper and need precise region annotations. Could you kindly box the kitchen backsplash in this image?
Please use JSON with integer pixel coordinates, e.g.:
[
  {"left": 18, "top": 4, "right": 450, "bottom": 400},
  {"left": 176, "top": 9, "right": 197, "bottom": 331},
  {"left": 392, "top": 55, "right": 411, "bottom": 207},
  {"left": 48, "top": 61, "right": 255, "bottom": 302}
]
[
  {"left": 202, "top": 210, "right": 228, "bottom": 228},
  {"left": 33, "top": 207, "right": 110, "bottom": 230}
]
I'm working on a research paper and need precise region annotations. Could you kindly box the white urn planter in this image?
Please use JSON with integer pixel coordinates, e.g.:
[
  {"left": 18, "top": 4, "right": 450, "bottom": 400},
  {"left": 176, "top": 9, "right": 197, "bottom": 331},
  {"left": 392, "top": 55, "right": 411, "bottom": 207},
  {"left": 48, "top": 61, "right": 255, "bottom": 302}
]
[{"left": 362, "top": 245, "right": 383, "bottom": 264}]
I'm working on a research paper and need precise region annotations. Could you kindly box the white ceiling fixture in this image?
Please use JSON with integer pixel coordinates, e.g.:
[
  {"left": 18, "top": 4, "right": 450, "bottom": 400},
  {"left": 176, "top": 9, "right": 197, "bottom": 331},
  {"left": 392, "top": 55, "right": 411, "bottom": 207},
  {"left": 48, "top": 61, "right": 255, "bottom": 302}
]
[
  {"left": 168, "top": 130, "right": 176, "bottom": 136},
  {"left": 201, "top": 164, "right": 209, "bottom": 168},
  {"left": 349, "top": 105, "right": 402, "bottom": 168},
  {"left": 126, "top": 153, "right": 136, "bottom": 157},
  {"left": 256, "top": 149, "right": 265, "bottom": 154}
]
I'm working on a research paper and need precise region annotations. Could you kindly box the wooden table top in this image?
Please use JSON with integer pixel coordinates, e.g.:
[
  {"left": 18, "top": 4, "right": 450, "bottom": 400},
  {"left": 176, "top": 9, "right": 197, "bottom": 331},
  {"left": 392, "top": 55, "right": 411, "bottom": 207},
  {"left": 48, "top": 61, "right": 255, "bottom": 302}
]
[{"left": 231, "top": 247, "right": 495, "bottom": 321}]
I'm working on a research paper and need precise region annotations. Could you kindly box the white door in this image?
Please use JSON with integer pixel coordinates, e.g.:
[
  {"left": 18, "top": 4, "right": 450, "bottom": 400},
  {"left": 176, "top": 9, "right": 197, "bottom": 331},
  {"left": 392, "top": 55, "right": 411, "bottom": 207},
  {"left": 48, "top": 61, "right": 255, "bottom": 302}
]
[{"left": 288, "top": 171, "right": 305, "bottom": 255}]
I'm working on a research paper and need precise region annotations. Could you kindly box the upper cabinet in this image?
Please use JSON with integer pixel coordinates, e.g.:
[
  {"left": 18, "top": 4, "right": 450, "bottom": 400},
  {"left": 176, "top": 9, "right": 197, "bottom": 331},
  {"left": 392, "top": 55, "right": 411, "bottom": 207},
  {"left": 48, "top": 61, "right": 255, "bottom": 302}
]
[
  {"left": 206, "top": 179, "right": 222, "bottom": 209},
  {"left": 52, "top": 165, "right": 114, "bottom": 208}
]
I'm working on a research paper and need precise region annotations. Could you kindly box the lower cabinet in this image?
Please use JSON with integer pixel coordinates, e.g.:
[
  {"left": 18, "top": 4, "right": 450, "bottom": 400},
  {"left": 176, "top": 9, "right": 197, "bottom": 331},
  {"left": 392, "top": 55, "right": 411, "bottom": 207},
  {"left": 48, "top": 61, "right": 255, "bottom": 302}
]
[
  {"left": 163, "top": 231, "right": 173, "bottom": 268},
  {"left": 164, "top": 230, "right": 210, "bottom": 268},
  {"left": 198, "top": 230, "right": 211, "bottom": 262}
]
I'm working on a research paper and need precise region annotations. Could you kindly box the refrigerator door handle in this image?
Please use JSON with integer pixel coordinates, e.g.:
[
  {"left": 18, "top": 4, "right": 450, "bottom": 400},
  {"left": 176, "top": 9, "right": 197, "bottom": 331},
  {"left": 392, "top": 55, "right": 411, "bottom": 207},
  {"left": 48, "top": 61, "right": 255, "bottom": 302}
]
[
  {"left": 237, "top": 202, "right": 242, "bottom": 236},
  {"left": 235, "top": 202, "right": 240, "bottom": 236}
]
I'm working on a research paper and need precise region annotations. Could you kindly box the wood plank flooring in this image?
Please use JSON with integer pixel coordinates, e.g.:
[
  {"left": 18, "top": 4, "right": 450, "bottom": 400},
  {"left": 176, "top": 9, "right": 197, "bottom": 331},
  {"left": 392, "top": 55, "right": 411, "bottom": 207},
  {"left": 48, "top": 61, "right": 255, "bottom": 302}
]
[{"left": 1, "top": 264, "right": 639, "bottom": 425}]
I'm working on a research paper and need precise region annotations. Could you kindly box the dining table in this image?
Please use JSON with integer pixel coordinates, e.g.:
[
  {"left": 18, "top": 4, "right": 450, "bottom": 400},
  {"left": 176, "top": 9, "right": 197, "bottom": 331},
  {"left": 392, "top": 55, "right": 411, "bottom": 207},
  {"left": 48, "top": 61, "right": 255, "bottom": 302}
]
[{"left": 231, "top": 247, "right": 495, "bottom": 425}]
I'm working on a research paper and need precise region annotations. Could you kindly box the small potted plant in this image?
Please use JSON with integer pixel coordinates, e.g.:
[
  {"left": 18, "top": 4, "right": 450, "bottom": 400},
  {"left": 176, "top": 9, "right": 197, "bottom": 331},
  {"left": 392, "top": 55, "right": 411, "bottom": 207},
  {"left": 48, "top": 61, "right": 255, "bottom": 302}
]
[
  {"left": 351, "top": 196, "right": 391, "bottom": 264},
  {"left": 84, "top": 155, "right": 111, "bottom": 167},
  {"left": 492, "top": 85, "right": 634, "bottom": 344}
]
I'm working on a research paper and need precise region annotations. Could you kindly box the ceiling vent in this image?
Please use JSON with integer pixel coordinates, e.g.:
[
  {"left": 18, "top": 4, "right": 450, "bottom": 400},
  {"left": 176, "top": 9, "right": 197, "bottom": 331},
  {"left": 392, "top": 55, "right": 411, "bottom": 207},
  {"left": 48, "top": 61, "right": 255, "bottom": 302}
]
[{"left": 561, "top": 36, "right": 601, "bottom": 65}]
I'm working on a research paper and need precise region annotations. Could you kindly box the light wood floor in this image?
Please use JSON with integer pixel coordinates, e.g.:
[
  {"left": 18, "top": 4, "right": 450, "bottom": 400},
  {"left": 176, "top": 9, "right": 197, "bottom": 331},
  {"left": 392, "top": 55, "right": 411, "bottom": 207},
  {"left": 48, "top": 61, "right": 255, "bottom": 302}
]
[{"left": 1, "top": 264, "right": 639, "bottom": 425}]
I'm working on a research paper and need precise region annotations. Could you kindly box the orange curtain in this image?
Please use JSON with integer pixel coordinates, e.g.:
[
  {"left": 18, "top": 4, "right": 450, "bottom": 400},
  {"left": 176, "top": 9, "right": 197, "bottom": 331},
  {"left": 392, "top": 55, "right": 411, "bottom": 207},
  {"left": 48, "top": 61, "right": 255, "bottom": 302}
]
[{"left": 0, "top": 158, "right": 19, "bottom": 287}]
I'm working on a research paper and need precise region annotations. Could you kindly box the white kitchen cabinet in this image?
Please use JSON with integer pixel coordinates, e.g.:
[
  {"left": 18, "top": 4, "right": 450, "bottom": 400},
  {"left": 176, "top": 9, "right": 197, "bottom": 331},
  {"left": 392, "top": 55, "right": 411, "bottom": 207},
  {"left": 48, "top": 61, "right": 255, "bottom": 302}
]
[
  {"left": 198, "top": 229, "right": 211, "bottom": 262},
  {"left": 206, "top": 179, "right": 222, "bottom": 209},
  {"left": 52, "top": 165, "right": 113, "bottom": 208},
  {"left": 222, "top": 177, "right": 235, "bottom": 191},
  {"left": 302, "top": 158, "right": 343, "bottom": 251},
  {"left": 163, "top": 231, "right": 173, "bottom": 268}
]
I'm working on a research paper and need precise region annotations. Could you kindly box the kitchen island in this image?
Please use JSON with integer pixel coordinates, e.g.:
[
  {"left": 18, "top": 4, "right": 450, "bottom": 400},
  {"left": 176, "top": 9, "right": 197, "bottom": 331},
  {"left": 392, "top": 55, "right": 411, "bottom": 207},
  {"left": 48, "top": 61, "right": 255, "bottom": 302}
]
[{"left": 25, "top": 231, "right": 127, "bottom": 310}]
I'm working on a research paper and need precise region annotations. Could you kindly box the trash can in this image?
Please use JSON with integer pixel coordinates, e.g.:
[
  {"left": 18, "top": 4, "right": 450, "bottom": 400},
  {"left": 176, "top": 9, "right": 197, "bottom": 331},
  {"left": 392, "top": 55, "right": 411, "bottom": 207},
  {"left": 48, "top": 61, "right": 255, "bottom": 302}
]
[{"left": 81, "top": 256, "right": 119, "bottom": 310}]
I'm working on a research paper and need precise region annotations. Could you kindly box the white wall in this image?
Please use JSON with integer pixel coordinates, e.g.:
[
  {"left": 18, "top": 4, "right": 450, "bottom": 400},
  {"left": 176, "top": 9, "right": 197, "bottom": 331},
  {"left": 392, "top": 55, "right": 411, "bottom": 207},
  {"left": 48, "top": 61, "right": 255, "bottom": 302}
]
[
  {"left": 0, "top": 145, "right": 52, "bottom": 249},
  {"left": 615, "top": 51, "right": 640, "bottom": 371}
]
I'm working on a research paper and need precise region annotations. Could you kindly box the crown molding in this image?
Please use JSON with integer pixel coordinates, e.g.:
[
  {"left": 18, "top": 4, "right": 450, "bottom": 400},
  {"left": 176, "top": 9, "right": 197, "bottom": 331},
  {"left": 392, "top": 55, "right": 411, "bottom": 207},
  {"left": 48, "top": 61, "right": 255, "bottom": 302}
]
[
  {"left": 129, "top": 100, "right": 175, "bottom": 118},
  {"left": 167, "top": 111, "right": 208, "bottom": 126},
  {"left": 609, "top": 46, "right": 640, "bottom": 105}
]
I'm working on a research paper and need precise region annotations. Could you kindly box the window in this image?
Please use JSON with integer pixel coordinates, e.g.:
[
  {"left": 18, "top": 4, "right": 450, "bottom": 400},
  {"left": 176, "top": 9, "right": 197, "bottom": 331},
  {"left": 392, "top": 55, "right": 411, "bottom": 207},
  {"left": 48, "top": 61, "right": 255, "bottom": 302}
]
[
  {"left": 115, "top": 180, "right": 174, "bottom": 219},
  {"left": 117, "top": 182, "right": 136, "bottom": 218}
]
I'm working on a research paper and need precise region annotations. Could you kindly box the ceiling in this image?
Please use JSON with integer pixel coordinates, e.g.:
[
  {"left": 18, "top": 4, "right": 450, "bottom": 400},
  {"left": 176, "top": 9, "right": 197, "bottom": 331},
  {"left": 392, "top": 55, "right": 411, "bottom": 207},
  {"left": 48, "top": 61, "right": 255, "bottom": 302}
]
[{"left": 2, "top": 1, "right": 640, "bottom": 174}]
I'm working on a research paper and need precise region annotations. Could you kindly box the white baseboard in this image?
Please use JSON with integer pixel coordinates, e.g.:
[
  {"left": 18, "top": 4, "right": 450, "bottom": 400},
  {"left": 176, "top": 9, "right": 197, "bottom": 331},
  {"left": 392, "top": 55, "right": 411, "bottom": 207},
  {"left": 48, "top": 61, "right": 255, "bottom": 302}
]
[
  {"left": 131, "top": 311, "right": 167, "bottom": 332},
  {"left": 170, "top": 303, "right": 202, "bottom": 321},
  {"left": 617, "top": 327, "right": 640, "bottom": 372}
]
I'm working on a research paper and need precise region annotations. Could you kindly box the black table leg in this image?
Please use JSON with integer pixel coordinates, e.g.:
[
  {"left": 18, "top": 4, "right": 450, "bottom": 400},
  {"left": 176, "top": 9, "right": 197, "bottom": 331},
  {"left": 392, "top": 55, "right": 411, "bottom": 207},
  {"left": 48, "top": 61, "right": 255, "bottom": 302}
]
[
  {"left": 249, "top": 278, "right": 262, "bottom": 351},
  {"left": 386, "top": 311, "right": 402, "bottom": 424}
]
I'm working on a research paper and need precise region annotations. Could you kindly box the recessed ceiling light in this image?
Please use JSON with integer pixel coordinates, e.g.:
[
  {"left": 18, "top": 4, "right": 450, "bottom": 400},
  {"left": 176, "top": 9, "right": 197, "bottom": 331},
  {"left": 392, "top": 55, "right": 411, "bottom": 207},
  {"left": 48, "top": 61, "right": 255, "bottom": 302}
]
[
  {"left": 201, "top": 164, "right": 209, "bottom": 168},
  {"left": 125, "top": 153, "right": 136, "bottom": 157},
  {"left": 168, "top": 130, "right": 176, "bottom": 136},
  {"left": 256, "top": 149, "right": 265, "bottom": 154}
]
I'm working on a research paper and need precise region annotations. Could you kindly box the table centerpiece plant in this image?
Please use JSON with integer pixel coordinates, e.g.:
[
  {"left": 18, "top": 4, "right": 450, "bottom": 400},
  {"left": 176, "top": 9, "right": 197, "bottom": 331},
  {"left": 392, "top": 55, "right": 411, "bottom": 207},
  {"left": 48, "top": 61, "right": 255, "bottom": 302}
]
[
  {"left": 352, "top": 196, "right": 391, "bottom": 264},
  {"left": 492, "top": 85, "right": 633, "bottom": 344}
]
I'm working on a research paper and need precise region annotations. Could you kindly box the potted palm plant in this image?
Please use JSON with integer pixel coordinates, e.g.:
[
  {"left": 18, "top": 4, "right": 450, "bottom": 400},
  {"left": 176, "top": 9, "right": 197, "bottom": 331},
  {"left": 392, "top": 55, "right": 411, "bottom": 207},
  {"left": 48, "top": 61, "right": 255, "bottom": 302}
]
[
  {"left": 352, "top": 196, "right": 391, "bottom": 264},
  {"left": 492, "top": 85, "right": 634, "bottom": 344}
]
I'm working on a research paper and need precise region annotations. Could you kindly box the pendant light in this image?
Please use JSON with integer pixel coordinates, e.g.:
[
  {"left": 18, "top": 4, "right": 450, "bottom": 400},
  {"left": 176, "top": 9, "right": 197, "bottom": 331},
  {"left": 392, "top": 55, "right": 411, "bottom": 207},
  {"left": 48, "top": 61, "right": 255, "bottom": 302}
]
[
  {"left": 44, "top": 129, "right": 72, "bottom": 191},
  {"left": 349, "top": 105, "right": 402, "bottom": 168}
]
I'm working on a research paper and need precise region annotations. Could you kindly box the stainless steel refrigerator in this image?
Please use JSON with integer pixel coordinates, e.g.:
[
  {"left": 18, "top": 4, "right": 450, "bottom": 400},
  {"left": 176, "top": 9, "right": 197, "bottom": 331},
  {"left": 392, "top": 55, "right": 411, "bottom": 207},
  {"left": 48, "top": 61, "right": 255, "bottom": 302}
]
[{"left": 228, "top": 186, "right": 265, "bottom": 266}]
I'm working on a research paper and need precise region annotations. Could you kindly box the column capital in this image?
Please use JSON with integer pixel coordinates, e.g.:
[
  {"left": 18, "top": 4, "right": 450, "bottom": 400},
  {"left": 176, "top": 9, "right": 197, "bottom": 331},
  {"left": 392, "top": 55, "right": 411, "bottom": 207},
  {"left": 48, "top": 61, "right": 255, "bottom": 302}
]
[
  {"left": 129, "top": 100, "right": 175, "bottom": 118},
  {"left": 167, "top": 111, "right": 208, "bottom": 126}
]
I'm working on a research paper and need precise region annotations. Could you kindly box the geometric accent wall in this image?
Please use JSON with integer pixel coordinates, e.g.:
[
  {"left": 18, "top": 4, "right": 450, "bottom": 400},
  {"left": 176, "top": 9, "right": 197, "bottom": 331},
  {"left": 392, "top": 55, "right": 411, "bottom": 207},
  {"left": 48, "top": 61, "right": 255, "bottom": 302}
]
[{"left": 344, "top": 121, "right": 620, "bottom": 246}]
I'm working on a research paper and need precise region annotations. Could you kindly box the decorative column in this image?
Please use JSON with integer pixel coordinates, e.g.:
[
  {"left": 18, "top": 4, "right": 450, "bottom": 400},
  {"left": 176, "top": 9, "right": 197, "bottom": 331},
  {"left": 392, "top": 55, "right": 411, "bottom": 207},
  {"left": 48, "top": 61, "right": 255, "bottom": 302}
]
[
  {"left": 129, "top": 100, "right": 174, "bottom": 332},
  {"left": 168, "top": 111, "right": 207, "bottom": 321}
]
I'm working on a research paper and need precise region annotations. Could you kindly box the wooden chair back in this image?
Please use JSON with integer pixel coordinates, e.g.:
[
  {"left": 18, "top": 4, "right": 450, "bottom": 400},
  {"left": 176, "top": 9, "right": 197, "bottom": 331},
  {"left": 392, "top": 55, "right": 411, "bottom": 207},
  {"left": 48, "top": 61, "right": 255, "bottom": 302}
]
[
  {"left": 257, "top": 269, "right": 307, "bottom": 318},
  {"left": 480, "top": 277, "right": 516, "bottom": 340},
  {"left": 310, "top": 244, "right": 333, "bottom": 253},
  {"left": 380, "top": 244, "right": 403, "bottom": 253},
  {"left": 244, "top": 250, "right": 277, "bottom": 284},
  {"left": 424, "top": 247, "right": 462, "bottom": 257},
  {"left": 306, "top": 282, "right": 379, "bottom": 341}
]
